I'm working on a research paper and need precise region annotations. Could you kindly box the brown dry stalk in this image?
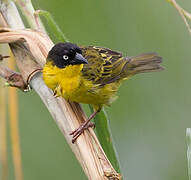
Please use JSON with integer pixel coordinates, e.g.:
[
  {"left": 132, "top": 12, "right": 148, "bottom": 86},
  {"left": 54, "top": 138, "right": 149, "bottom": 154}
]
[
  {"left": 0, "top": 64, "right": 27, "bottom": 90},
  {"left": 0, "top": 77, "right": 8, "bottom": 180},
  {"left": 8, "top": 51, "right": 23, "bottom": 180},
  {"left": 0, "top": 44, "right": 8, "bottom": 180},
  {"left": 0, "top": 2, "right": 121, "bottom": 179}
]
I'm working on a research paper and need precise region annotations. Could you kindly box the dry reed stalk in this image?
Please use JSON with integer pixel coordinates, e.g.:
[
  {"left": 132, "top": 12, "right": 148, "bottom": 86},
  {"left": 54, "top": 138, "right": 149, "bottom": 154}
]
[
  {"left": 0, "top": 56, "right": 8, "bottom": 180},
  {"left": 0, "top": 1, "right": 121, "bottom": 179},
  {"left": 8, "top": 51, "right": 23, "bottom": 180}
]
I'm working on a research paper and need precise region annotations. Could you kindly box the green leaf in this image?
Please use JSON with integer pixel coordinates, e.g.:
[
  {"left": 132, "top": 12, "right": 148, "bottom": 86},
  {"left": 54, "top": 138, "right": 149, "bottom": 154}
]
[
  {"left": 33, "top": 9, "right": 122, "bottom": 174},
  {"left": 89, "top": 105, "right": 121, "bottom": 173},
  {"left": 35, "top": 10, "right": 69, "bottom": 43}
]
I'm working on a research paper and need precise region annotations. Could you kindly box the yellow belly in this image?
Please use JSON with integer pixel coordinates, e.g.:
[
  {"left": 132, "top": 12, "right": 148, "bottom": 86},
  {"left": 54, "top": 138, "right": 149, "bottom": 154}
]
[{"left": 42, "top": 62, "right": 120, "bottom": 108}]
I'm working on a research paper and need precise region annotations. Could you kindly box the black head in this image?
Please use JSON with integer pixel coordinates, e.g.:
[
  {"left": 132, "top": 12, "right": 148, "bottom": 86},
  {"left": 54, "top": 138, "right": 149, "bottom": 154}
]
[{"left": 47, "top": 42, "right": 88, "bottom": 68}]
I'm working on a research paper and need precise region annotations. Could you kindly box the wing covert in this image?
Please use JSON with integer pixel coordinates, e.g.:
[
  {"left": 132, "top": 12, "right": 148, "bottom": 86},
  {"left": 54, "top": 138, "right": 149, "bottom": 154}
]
[{"left": 81, "top": 46, "right": 126, "bottom": 86}]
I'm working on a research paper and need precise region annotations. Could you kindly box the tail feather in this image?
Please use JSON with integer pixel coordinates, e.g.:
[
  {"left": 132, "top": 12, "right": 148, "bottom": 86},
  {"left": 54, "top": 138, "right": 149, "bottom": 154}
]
[{"left": 123, "top": 52, "right": 163, "bottom": 77}]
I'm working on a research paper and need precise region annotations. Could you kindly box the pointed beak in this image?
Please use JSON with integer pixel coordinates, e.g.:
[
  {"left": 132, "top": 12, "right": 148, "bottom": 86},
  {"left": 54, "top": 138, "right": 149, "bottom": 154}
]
[{"left": 75, "top": 53, "right": 88, "bottom": 64}]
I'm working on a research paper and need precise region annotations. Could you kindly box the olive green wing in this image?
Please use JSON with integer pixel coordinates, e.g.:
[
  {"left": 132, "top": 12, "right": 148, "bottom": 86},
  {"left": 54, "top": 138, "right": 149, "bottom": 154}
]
[{"left": 81, "top": 46, "right": 127, "bottom": 86}]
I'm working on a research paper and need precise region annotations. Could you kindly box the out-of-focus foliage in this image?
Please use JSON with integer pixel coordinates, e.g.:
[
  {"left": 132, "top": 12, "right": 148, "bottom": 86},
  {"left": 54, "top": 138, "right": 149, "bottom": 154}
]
[{"left": 5, "top": 0, "right": 191, "bottom": 179}]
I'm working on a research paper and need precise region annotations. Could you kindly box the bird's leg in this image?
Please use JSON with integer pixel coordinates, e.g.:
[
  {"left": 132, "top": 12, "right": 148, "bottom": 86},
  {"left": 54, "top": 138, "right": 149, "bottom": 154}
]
[{"left": 70, "top": 109, "right": 100, "bottom": 143}]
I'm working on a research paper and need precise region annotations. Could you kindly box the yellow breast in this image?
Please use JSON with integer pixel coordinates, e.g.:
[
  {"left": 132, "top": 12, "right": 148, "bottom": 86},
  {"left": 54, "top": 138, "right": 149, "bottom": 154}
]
[
  {"left": 42, "top": 62, "right": 84, "bottom": 99},
  {"left": 42, "top": 62, "right": 120, "bottom": 108},
  {"left": 59, "top": 64, "right": 83, "bottom": 96}
]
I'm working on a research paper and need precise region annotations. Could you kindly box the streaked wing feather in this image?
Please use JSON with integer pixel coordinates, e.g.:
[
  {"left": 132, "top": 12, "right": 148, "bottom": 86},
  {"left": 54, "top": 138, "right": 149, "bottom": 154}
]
[{"left": 81, "top": 46, "right": 126, "bottom": 86}]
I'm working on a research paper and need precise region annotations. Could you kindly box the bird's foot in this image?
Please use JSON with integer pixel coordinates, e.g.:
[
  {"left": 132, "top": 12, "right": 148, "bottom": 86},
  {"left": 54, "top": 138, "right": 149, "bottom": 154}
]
[{"left": 70, "top": 122, "right": 95, "bottom": 143}]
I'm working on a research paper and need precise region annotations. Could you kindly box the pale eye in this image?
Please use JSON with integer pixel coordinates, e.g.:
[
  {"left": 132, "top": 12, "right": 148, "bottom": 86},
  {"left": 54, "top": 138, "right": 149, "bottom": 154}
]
[{"left": 63, "top": 55, "right": 69, "bottom": 60}]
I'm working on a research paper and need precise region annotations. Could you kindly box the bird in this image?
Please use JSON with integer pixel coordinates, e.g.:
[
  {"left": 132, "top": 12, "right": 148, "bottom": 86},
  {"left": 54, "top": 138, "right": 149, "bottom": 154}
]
[{"left": 42, "top": 42, "right": 163, "bottom": 143}]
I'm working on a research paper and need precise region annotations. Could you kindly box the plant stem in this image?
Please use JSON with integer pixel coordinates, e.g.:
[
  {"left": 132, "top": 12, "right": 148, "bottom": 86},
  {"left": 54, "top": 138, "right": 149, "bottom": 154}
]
[
  {"left": 8, "top": 51, "right": 23, "bottom": 180},
  {"left": 15, "top": 0, "right": 45, "bottom": 32},
  {"left": 0, "top": 81, "right": 8, "bottom": 180},
  {"left": 187, "top": 128, "right": 191, "bottom": 180},
  {"left": 33, "top": 9, "right": 122, "bottom": 174},
  {"left": 0, "top": 45, "right": 8, "bottom": 180},
  {"left": 35, "top": 10, "right": 69, "bottom": 42},
  {"left": 168, "top": 0, "right": 191, "bottom": 35},
  {"left": 0, "top": 1, "right": 122, "bottom": 179},
  {"left": 0, "top": 0, "right": 24, "bottom": 29},
  {"left": 90, "top": 106, "right": 121, "bottom": 173}
]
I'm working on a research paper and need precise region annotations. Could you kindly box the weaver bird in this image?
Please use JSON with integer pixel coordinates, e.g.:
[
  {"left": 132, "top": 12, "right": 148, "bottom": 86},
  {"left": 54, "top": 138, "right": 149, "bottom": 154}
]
[{"left": 43, "top": 42, "right": 163, "bottom": 143}]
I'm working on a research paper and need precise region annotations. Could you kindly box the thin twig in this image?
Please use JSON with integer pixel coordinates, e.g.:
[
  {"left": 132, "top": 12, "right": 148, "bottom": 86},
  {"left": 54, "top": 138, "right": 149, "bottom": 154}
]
[
  {"left": 168, "top": 0, "right": 191, "bottom": 34},
  {"left": 0, "top": 64, "right": 27, "bottom": 91},
  {"left": 0, "top": 54, "right": 9, "bottom": 60}
]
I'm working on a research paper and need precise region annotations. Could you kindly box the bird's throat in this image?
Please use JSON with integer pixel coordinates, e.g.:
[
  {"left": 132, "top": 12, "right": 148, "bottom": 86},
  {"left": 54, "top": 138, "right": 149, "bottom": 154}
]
[
  {"left": 61, "top": 64, "right": 84, "bottom": 78},
  {"left": 56, "top": 64, "right": 84, "bottom": 99}
]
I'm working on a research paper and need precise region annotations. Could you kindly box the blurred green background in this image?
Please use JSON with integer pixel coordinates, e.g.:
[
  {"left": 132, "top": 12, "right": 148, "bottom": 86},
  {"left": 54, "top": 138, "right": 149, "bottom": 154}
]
[{"left": 4, "top": 0, "right": 191, "bottom": 179}]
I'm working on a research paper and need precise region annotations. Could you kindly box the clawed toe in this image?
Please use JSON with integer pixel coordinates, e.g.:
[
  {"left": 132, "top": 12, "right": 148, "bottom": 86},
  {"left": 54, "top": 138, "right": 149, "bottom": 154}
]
[
  {"left": 69, "top": 109, "right": 100, "bottom": 143},
  {"left": 70, "top": 122, "right": 95, "bottom": 143}
]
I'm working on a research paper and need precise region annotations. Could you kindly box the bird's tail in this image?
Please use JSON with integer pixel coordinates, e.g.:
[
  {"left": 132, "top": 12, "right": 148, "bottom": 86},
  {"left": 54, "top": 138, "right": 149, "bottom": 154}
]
[{"left": 121, "top": 52, "right": 163, "bottom": 78}]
